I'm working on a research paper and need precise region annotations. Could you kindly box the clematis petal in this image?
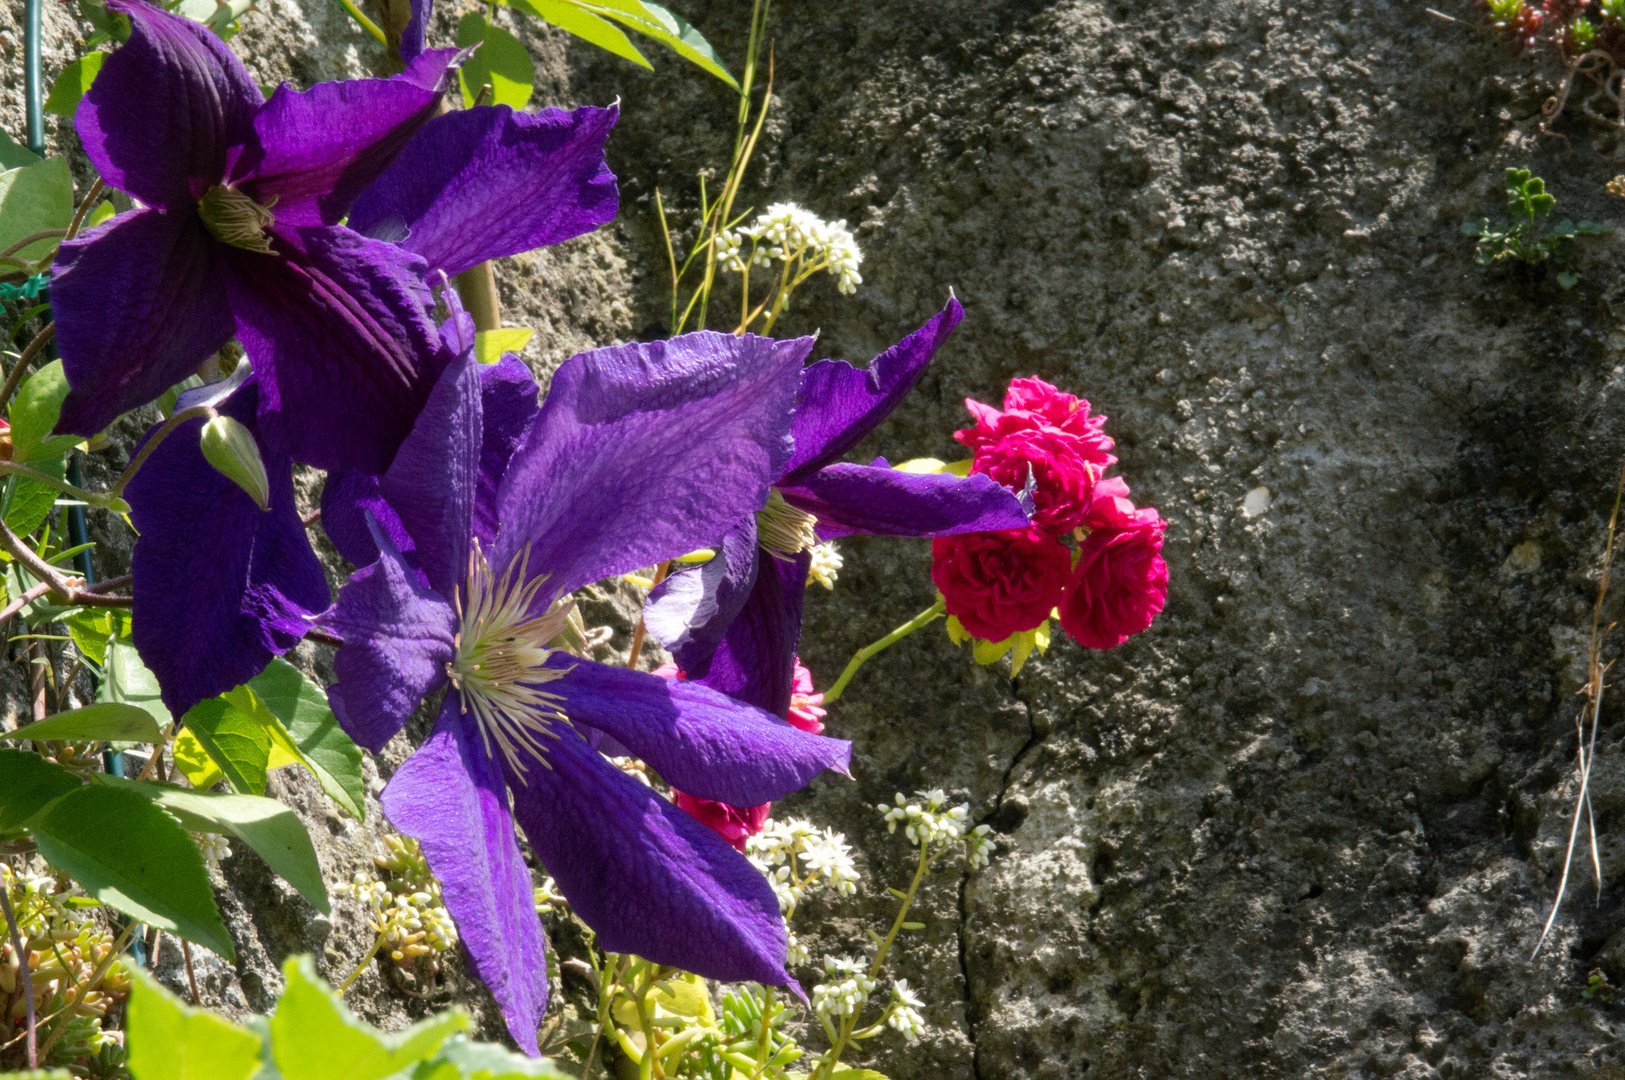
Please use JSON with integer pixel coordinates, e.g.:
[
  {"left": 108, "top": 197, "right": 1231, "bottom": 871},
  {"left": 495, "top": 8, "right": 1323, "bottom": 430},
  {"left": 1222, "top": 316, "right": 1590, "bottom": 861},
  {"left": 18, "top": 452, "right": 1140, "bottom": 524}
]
[
  {"left": 779, "top": 462, "right": 1030, "bottom": 539},
  {"left": 127, "top": 382, "right": 328, "bottom": 719},
  {"left": 379, "top": 350, "right": 480, "bottom": 597},
  {"left": 400, "top": 0, "right": 430, "bottom": 63},
  {"left": 349, "top": 104, "right": 619, "bottom": 276},
  {"left": 78, "top": 0, "right": 262, "bottom": 210},
  {"left": 473, "top": 356, "right": 540, "bottom": 548},
  {"left": 51, "top": 209, "right": 237, "bottom": 438},
  {"left": 782, "top": 297, "right": 964, "bottom": 481},
  {"left": 231, "top": 49, "right": 456, "bottom": 227},
  {"left": 494, "top": 332, "right": 809, "bottom": 597},
  {"left": 691, "top": 550, "right": 808, "bottom": 717},
  {"left": 323, "top": 528, "right": 457, "bottom": 753},
  {"left": 318, "top": 470, "right": 415, "bottom": 572},
  {"left": 508, "top": 731, "right": 796, "bottom": 991},
  {"left": 227, "top": 225, "right": 448, "bottom": 473},
  {"left": 643, "top": 518, "right": 759, "bottom": 680},
  {"left": 381, "top": 699, "right": 548, "bottom": 1053},
  {"left": 544, "top": 656, "right": 850, "bottom": 807}
]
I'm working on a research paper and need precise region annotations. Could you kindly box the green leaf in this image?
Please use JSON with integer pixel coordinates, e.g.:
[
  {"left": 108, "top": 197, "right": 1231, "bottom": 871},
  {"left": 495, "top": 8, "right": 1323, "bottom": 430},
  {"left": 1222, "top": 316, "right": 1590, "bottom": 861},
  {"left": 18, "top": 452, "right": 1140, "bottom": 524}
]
[
  {"left": 28, "top": 783, "right": 234, "bottom": 958},
  {"left": 126, "top": 968, "right": 263, "bottom": 1080},
  {"left": 66, "top": 606, "right": 132, "bottom": 666},
  {"left": 416, "top": 1036, "right": 573, "bottom": 1078},
  {"left": 474, "top": 327, "right": 535, "bottom": 365},
  {"left": 99, "top": 640, "right": 173, "bottom": 727},
  {"left": 11, "top": 360, "right": 87, "bottom": 463},
  {"left": 179, "top": 696, "right": 272, "bottom": 795},
  {"left": 3, "top": 463, "right": 66, "bottom": 540},
  {"left": 0, "top": 156, "right": 72, "bottom": 265},
  {"left": 97, "top": 774, "right": 330, "bottom": 915},
  {"left": 508, "top": 0, "right": 651, "bottom": 70},
  {"left": 583, "top": 0, "right": 737, "bottom": 88},
  {"left": 456, "top": 15, "right": 536, "bottom": 109},
  {"left": 4, "top": 702, "right": 163, "bottom": 744},
  {"left": 44, "top": 53, "right": 107, "bottom": 117},
  {"left": 0, "top": 748, "right": 81, "bottom": 831},
  {"left": 1558, "top": 270, "right": 1581, "bottom": 290},
  {"left": 829, "top": 1071, "right": 890, "bottom": 1080},
  {"left": 171, "top": 727, "right": 223, "bottom": 790},
  {"left": 270, "top": 955, "right": 470, "bottom": 1080},
  {"left": 85, "top": 199, "right": 115, "bottom": 228},
  {"left": 247, "top": 658, "right": 366, "bottom": 820},
  {"left": 0, "top": 127, "right": 41, "bottom": 170}
]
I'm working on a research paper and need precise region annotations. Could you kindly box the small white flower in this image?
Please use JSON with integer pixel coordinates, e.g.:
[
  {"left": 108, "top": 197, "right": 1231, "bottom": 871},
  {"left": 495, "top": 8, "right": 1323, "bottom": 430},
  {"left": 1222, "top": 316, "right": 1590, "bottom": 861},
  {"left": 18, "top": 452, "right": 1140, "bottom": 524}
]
[
  {"left": 888, "top": 979, "right": 927, "bottom": 1042},
  {"left": 194, "top": 833, "right": 232, "bottom": 871},
  {"left": 806, "top": 541, "right": 843, "bottom": 590}
]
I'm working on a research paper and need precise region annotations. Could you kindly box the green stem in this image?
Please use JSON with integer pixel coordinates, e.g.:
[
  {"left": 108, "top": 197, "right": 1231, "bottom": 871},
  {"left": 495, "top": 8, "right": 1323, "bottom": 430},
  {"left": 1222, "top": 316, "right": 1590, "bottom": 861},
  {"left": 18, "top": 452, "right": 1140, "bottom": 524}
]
[
  {"left": 337, "top": 933, "right": 386, "bottom": 993},
  {"left": 110, "top": 404, "right": 216, "bottom": 498},
  {"left": 635, "top": 964, "right": 662, "bottom": 1080},
  {"left": 815, "top": 844, "right": 933, "bottom": 1078},
  {"left": 822, "top": 597, "right": 946, "bottom": 704},
  {"left": 0, "top": 461, "right": 113, "bottom": 509},
  {"left": 336, "top": 0, "right": 387, "bottom": 44}
]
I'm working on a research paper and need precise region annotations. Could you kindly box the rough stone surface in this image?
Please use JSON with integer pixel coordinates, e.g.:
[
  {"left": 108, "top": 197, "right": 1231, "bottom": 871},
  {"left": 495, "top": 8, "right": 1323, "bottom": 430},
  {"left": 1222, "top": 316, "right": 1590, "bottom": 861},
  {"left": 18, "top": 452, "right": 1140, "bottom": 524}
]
[{"left": 8, "top": 0, "right": 1625, "bottom": 1077}]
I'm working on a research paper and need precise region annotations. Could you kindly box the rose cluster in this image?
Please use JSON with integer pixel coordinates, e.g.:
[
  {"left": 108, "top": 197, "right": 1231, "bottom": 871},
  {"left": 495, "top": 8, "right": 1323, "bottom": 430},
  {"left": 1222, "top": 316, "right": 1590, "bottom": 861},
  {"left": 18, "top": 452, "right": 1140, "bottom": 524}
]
[{"left": 931, "top": 377, "right": 1168, "bottom": 653}]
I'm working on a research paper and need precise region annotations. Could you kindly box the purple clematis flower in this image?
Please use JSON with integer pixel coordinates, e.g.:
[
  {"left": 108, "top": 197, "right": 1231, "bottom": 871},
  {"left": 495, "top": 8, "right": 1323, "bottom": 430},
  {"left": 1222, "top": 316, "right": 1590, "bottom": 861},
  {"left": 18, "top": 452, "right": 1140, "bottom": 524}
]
[
  {"left": 644, "top": 297, "right": 1032, "bottom": 716},
  {"left": 319, "top": 318, "right": 849, "bottom": 1053},
  {"left": 122, "top": 92, "right": 620, "bottom": 718},
  {"left": 50, "top": 0, "right": 458, "bottom": 473}
]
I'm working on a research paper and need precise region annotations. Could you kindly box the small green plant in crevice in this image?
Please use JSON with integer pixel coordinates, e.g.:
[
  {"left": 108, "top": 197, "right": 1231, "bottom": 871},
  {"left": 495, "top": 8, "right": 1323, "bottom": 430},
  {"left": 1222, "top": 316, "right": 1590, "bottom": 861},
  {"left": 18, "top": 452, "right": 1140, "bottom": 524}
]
[
  {"left": 1583, "top": 968, "right": 1618, "bottom": 1004},
  {"left": 1461, "top": 168, "right": 1612, "bottom": 288}
]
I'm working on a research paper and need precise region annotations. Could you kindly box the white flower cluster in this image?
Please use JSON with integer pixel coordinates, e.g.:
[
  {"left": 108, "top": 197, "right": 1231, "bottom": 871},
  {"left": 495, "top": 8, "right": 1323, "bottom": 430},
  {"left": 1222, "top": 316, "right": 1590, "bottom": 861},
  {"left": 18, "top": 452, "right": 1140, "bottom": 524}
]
[
  {"left": 879, "top": 789, "right": 997, "bottom": 865},
  {"left": 811, "top": 955, "right": 876, "bottom": 1019},
  {"left": 717, "top": 202, "right": 864, "bottom": 294},
  {"left": 806, "top": 541, "right": 843, "bottom": 590},
  {"left": 786, "top": 926, "right": 810, "bottom": 968},
  {"left": 888, "top": 979, "right": 927, "bottom": 1042},
  {"left": 746, "top": 818, "right": 860, "bottom": 916},
  {"left": 194, "top": 832, "right": 232, "bottom": 872},
  {"left": 331, "top": 834, "right": 459, "bottom": 964}
]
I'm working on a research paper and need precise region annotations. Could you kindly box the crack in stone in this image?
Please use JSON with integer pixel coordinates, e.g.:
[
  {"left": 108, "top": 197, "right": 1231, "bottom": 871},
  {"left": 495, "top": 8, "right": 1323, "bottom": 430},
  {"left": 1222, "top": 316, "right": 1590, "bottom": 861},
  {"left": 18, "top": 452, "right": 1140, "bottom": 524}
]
[{"left": 961, "top": 689, "right": 1046, "bottom": 1080}]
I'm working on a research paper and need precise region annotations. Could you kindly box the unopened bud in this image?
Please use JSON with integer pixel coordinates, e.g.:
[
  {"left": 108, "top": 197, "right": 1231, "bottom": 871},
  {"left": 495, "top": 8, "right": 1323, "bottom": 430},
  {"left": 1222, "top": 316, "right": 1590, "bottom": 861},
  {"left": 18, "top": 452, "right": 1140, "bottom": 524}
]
[{"left": 199, "top": 415, "right": 270, "bottom": 511}]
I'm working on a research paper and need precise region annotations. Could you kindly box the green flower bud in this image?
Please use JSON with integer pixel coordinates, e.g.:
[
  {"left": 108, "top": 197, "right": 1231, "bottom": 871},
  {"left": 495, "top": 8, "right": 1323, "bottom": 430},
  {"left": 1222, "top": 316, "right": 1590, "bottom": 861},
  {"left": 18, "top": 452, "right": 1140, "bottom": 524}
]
[{"left": 199, "top": 415, "right": 270, "bottom": 511}]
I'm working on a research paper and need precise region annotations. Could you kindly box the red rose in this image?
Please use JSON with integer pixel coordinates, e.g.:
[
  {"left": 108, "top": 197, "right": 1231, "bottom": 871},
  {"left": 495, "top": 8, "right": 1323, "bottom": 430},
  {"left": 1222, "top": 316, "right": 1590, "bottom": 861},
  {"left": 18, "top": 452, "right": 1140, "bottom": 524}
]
[
  {"left": 931, "top": 527, "right": 1074, "bottom": 642},
  {"left": 967, "top": 423, "right": 1108, "bottom": 534},
  {"left": 956, "top": 379, "right": 1116, "bottom": 535},
  {"left": 672, "top": 791, "right": 771, "bottom": 852},
  {"left": 1058, "top": 512, "right": 1168, "bottom": 650}
]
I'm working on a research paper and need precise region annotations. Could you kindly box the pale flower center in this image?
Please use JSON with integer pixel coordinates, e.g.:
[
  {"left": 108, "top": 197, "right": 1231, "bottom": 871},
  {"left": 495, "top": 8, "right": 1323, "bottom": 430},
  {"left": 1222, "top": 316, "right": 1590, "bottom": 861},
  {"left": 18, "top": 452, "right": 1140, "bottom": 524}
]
[
  {"left": 197, "top": 185, "right": 278, "bottom": 254},
  {"left": 447, "top": 542, "right": 575, "bottom": 783},
  {"left": 756, "top": 488, "right": 819, "bottom": 559}
]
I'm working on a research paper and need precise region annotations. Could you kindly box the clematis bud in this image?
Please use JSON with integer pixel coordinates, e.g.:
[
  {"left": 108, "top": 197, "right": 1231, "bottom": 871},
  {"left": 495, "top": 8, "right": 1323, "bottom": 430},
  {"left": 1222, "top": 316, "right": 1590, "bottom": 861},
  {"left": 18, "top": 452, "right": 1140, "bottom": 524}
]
[{"left": 199, "top": 414, "right": 271, "bottom": 511}]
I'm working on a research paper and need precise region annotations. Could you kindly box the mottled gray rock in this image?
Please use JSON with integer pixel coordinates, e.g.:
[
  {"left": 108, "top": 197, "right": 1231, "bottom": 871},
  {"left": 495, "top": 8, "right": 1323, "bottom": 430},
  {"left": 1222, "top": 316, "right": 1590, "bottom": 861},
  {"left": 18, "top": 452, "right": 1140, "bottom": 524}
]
[{"left": 7, "top": 0, "right": 1625, "bottom": 1077}]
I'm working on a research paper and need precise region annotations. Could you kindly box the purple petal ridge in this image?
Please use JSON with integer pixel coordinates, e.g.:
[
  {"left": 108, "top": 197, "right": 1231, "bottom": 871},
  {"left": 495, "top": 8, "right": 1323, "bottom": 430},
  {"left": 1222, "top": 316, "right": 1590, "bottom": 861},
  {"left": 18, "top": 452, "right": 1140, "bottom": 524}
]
[
  {"left": 350, "top": 104, "right": 619, "bottom": 276},
  {"left": 783, "top": 297, "right": 964, "bottom": 481},
  {"left": 127, "top": 382, "right": 328, "bottom": 719},
  {"left": 382, "top": 700, "right": 548, "bottom": 1053},
  {"left": 495, "top": 331, "right": 809, "bottom": 596},
  {"left": 780, "top": 463, "right": 1030, "bottom": 539},
  {"left": 691, "top": 550, "right": 807, "bottom": 717},
  {"left": 643, "top": 518, "right": 759, "bottom": 680}
]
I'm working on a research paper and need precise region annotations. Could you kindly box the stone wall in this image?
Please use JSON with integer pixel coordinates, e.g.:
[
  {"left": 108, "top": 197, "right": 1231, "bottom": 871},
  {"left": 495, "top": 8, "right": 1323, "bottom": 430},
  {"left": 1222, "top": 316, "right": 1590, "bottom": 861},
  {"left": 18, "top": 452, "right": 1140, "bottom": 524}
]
[{"left": 5, "top": 0, "right": 1625, "bottom": 1076}]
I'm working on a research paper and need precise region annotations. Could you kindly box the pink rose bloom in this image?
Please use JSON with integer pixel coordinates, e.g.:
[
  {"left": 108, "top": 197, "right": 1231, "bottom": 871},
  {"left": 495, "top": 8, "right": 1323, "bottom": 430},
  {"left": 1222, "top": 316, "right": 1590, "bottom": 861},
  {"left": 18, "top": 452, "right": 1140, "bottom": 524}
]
[
  {"left": 956, "top": 378, "right": 1117, "bottom": 536},
  {"left": 1059, "top": 509, "right": 1168, "bottom": 650},
  {"left": 1081, "top": 476, "right": 1140, "bottom": 531},
  {"left": 671, "top": 791, "right": 771, "bottom": 853},
  {"left": 788, "top": 659, "right": 826, "bottom": 734},
  {"left": 931, "top": 527, "right": 1074, "bottom": 642}
]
